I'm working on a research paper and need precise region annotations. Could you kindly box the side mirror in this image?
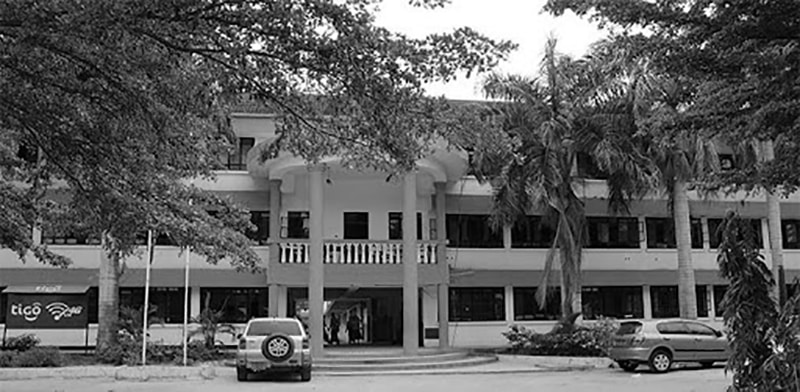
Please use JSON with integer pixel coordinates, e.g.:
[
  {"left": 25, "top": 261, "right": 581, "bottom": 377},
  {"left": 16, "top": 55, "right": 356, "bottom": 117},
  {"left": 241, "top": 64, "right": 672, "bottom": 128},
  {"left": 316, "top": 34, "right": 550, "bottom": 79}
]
[
  {"left": 236, "top": 333, "right": 243, "bottom": 340},
  {"left": 713, "top": 330, "right": 722, "bottom": 338}
]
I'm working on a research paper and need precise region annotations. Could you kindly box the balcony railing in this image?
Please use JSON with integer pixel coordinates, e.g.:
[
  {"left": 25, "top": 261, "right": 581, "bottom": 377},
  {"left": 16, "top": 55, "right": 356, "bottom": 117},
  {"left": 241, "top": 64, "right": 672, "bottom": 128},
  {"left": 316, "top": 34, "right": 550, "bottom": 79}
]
[{"left": 276, "top": 240, "right": 441, "bottom": 265}]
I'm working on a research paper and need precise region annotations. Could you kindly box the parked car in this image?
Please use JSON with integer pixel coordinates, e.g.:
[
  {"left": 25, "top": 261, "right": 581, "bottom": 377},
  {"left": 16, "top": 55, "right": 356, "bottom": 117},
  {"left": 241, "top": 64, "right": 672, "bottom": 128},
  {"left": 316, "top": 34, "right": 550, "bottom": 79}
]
[
  {"left": 236, "top": 317, "right": 312, "bottom": 381},
  {"left": 609, "top": 319, "right": 730, "bottom": 373}
]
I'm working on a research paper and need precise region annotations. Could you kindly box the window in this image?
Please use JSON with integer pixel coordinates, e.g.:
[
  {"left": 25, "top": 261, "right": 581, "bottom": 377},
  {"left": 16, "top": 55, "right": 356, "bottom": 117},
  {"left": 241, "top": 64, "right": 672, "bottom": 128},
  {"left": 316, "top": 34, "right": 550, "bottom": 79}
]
[
  {"left": 511, "top": 216, "right": 555, "bottom": 248},
  {"left": 513, "top": 287, "right": 560, "bottom": 321},
  {"left": 246, "top": 320, "right": 302, "bottom": 336},
  {"left": 343, "top": 212, "right": 369, "bottom": 240},
  {"left": 708, "top": 218, "right": 762, "bottom": 248},
  {"left": 223, "top": 137, "right": 254, "bottom": 170},
  {"left": 696, "top": 285, "right": 708, "bottom": 318},
  {"left": 446, "top": 214, "right": 503, "bottom": 248},
  {"left": 657, "top": 321, "right": 688, "bottom": 334},
  {"left": 651, "top": 286, "right": 679, "bottom": 318},
  {"left": 87, "top": 287, "right": 98, "bottom": 323},
  {"left": 0, "top": 288, "right": 6, "bottom": 323},
  {"left": 155, "top": 232, "right": 175, "bottom": 246},
  {"left": 286, "top": 211, "right": 309, "bottom": 239},
  {"left": 646, "top": 218, "right": 675, "bottom": 248},
  {"left": 200, "top": 288, "right": 268, "bottom": 323},
  {"left": 388, "top": 212, "right": 422, "bottom": 240},
  {"left": 248, "top": 211, "right": 269, "bottom": 245},
  {"left": 581, "top": 286, "right": 643, "bottom": 319},
  {"left": 449, "top": 287, "right": 505, "bottom": 322},
  {"left": 119, "top": 287, "right": 189, "bottom": 324},
  {"left": 41, "top": 225, "right": 99, "bottom": 246},
  {"left": 714, "top": 285, "right": 727, "bottom": 317},
  {"left": 685, "top": 322, "right": 717, "bottom": 336},
  {"left": 783, "top": 220, "right": 800, "bottom": 249},
  {"left": 586, "top": 217, "right": 639, "bottom": 248},
  {"left": 690, "top": 218, "right": 703, "bottom": 249}
]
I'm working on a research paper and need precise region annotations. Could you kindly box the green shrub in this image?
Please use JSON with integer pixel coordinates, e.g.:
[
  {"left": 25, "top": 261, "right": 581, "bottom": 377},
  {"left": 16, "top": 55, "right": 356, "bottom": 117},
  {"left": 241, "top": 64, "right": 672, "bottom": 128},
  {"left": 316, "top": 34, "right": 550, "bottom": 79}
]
[
  {"left": 0, "top": 347, "right": 63, "bottom": 367},
  {"left": 96, "top": 333, "right": 225, "bottom": 366},
  {"left": 503, "top": 318, "right": 619, "bottom": 357},
  {"left": 3, "top": 334, "right": 40, "bottom": 352}
]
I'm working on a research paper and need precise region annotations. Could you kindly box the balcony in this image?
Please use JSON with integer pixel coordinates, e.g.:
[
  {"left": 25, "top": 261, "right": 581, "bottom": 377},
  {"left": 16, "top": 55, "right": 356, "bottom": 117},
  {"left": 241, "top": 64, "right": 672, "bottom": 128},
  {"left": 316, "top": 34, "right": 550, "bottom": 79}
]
[{"left": 276, "top": 240, "right": 441, "bottom": 265}]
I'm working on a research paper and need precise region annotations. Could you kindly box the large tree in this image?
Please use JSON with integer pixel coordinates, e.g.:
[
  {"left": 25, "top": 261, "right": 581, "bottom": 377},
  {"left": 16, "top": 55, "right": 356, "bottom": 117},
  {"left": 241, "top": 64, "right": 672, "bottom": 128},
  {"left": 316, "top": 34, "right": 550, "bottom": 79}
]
[
  {"left": 0, "top": 0, "right": 513, "bottom": 352},
  {"left": 469, "top": 38, "right": 655, "bottom": 323}
]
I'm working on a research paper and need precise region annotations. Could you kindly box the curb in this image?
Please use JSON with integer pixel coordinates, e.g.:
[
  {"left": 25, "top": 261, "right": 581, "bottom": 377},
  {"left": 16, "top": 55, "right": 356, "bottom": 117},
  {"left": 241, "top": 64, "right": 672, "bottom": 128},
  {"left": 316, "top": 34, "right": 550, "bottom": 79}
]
[{"left": 0, "top": 365, "right": 217, "bottom": 382}]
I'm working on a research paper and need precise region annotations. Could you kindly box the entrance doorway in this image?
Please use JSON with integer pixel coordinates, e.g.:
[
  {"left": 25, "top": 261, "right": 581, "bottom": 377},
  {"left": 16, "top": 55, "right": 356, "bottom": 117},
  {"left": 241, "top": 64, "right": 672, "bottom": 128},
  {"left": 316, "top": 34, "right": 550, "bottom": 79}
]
[{"left": 287, "top": 287, "right": 406, "bottom": 346}]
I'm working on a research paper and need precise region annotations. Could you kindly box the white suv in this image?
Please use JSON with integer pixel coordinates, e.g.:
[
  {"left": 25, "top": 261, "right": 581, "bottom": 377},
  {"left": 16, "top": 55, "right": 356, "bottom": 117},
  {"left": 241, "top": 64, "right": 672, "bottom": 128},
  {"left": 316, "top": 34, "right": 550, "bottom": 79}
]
[{"left": 236, "top": 317, "right": 312, "bottom": 382}]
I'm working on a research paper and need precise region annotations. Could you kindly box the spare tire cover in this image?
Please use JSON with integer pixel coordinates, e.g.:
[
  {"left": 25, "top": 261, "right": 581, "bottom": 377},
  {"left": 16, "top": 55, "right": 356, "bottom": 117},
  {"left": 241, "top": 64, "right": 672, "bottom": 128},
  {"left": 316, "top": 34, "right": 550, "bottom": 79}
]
[{"left": 261, "top": 334, "right": 294, "bottom": 362}]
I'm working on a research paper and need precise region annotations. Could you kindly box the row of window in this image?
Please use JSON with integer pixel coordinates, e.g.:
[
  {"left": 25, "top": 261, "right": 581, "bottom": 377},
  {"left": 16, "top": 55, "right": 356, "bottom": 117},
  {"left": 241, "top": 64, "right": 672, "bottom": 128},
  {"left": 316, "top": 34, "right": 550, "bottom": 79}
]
[
  {"left": 446, "top": 214, "right": 769, "bottom": 249},
  {"left": 449, "top": 285, "right": 732, "bottom": 322}
]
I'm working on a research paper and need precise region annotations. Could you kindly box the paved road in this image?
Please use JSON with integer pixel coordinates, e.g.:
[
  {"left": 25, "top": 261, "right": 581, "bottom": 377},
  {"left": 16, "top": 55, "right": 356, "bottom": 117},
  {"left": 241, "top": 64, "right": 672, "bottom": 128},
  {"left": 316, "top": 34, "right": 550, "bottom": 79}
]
[{"left": 1, "top": 366, "right": 731, "bottom": 392}]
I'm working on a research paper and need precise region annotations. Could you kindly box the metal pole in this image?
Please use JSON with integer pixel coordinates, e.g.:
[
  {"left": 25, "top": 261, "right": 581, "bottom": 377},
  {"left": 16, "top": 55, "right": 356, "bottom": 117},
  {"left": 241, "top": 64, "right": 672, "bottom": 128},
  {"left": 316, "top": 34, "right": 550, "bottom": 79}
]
[
  {"left": 182, "top": 246, "right": 190, "bottom": 366},
  {"left": 142, "top": 230, "right": 154, "bottom": 365}
]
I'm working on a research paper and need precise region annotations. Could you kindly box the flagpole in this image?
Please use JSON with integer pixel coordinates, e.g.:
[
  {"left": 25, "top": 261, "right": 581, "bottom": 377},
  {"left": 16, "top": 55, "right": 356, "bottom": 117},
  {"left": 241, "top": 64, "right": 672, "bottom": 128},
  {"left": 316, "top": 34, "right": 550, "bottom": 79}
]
[
  {"left": 182, "top": 245, "right": 190, "bottom": 366},
  {"left": 142, "top": 230, "right": 154, "bottom": 366}
]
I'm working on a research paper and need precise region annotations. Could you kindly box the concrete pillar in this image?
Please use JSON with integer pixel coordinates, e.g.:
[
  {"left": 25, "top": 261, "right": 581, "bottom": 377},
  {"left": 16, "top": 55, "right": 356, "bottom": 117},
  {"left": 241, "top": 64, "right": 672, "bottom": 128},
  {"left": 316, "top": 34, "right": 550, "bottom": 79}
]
[
  {"left": 503, "top": 225, "right": 512, "bottom": 249},
  {"left": 277, "top": 285, "right": 288, "bottom": 317},
  {"left": 435, "top": 182, "right": 449, "bottom": 349},
  {"left": 268, "top": 179, "right": 282, "bottom": 317},
  {"left": 308, "top": 167, "right": 325, "bottom": 357},
  {"left": 190, "top": 286, "right": 202, "bottom": 318},
  {"left": 708, "top": 284, "right": 716, "bottom": 321},
  {"left": 701, "top": 217, "right": 710, "bottom": 251},
  {"left": 638, "top": 216, "right": 647, "bottom": 249},
  {"left": 504, "top": 286, "right": 514, "bottom": 323},
  {"left": 643, "top": 285, "right": 652, "bottom": 319},
  {"left": 403, "top": 171, "right": 419, "bottom": 355}
]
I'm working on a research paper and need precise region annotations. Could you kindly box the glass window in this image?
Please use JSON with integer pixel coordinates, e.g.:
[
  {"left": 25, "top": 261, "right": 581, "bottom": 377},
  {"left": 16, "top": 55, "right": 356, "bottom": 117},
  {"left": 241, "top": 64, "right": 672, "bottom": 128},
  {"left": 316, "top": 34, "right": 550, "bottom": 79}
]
[
  {"left": 449, "top": 287, "right": 505, "bottom": 322},
  {"left": 247, "top": 211, "right": 269, "bottom": 245},
  {"left": 223, "top": 137, "right": 254, "bottom": 170},
  {"left": 41, "top": 225, "right": 99, "bottom": 246},
  {"left": 782, "top": 220, "right": 800, "bottom": 249},
  {"left": 246, "top": 320, "right": 302, "bottom": 336},
  {"left": 343, "top": 212, "right": 369, "bottom": 240},
  {"left": 511, "top": 216, "right": 555, "bottom": 248},
  {"left": 690, "top": 218, "right": 703, "bottom": 249},
  {"left": 387, "top": 212, "right": 422, "bottom": 240},
  {"left": 200, "top": 288, "right": 268, "bottom": 323},
  {"left": 513, "top": 287, "right": 560, "bottom": 321},
  {"left": 446, "top": 214, "right": 503, "bottom": 248},
  {"left": 651, "top": 286, "right": 679, "bottom": 318},
  {"left": 586, "top": 217, "right": 639, "bottom": 248},
  {"left": 119, "top": 287, "right": 189, "bottom": 324},
  {"left": 656, "top": 321, "right": 688, "bottom": 334},
  {"left": 646, "top": 218, "right": 675, "bottom": 248},
  {"left": 708, "top": 218, "right": 762, "bottom": 248},
  {"left": 685, "top": 322, "right": 716, "bottom": 336},
  {"left": 581, "top": 286, "right": 643, "bottom": 319},
  {"left": 696, "top": 285, "right": 708, "bottom": 318},
  {"left": 714, "top": 285, "right": 727, "bottom": 317},
  {"left": 287, "top": 211, "right": 309, "bottom": 239}
]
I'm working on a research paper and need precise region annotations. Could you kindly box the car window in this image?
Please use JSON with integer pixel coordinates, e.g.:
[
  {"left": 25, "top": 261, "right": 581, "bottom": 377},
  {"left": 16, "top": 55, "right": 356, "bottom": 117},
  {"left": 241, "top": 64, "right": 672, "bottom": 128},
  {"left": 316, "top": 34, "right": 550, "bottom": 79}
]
[
  {"left": 656, "top": 321, "right": 688, "bottom": 335},
  {"left": 685, "top": 322, "right": 716, "bottom": 336},
  {"left": 616, "top": 322, "right": 643, "bottom": 335},
  {"left": 246, "top": 320, "right": 302, "bottom": 336}
]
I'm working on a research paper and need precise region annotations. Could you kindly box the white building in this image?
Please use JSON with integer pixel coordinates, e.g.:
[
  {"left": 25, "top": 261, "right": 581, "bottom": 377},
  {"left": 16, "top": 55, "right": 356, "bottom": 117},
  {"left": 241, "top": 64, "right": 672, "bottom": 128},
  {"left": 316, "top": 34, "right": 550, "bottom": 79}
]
[{"left": 2, "top": 112, "right": 799, "bottom": 350}]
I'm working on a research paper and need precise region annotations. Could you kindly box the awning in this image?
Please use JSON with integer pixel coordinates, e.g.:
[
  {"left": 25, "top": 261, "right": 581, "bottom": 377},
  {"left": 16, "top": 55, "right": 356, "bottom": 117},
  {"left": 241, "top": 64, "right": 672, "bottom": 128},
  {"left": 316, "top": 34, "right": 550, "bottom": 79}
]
[{"left": 2, "top": 285, "right": 90, "bottom": 294}]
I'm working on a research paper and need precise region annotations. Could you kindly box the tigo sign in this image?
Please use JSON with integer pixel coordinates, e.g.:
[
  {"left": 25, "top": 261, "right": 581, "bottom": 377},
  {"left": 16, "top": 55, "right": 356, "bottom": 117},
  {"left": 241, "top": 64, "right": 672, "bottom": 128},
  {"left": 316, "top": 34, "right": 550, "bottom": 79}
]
[{"left": 6, "top": 294, "right": 88, "bottom": 329}]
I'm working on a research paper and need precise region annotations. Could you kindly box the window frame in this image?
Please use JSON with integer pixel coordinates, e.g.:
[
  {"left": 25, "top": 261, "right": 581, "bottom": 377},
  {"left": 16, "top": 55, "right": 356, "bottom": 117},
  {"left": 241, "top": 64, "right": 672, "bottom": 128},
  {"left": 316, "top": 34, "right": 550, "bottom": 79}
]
[
  {"left": 446, "top": 214, "right": 503, "bottom": 249},
  {"left": 449, "top": 287, "right": 505, "bottom": 322}
]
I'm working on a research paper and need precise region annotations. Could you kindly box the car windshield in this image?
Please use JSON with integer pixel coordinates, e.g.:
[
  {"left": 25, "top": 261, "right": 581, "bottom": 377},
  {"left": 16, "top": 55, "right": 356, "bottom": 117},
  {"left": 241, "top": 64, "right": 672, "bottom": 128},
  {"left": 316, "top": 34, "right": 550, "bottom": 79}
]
[
  {"left": 246, "top": 320, "right": 302, "bottom": 336},
  {"left": 616, "top": 321, "right": 643, "bottom": 335}
]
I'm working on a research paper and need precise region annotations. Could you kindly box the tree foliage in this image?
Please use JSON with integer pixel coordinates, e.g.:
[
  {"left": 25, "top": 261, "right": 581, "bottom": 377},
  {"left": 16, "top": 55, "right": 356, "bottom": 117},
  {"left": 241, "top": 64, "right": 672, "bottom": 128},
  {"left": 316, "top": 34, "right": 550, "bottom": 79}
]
[{"left": 0, "top": 0, "right": 515, "bottom": 266}]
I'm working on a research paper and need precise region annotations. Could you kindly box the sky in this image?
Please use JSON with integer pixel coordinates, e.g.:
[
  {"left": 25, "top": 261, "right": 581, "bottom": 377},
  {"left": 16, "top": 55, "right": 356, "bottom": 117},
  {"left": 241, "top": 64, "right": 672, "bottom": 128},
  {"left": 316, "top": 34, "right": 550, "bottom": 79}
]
[{"left": 373, "top": 0, "right": 607, "bottom": 100}]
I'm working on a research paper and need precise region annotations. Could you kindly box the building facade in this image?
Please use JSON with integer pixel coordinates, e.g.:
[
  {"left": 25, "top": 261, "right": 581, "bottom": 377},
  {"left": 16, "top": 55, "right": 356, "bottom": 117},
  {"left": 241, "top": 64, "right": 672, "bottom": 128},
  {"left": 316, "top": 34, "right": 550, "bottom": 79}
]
[{"left": 2, "top": 112, "right": 800, "bottom": 350}]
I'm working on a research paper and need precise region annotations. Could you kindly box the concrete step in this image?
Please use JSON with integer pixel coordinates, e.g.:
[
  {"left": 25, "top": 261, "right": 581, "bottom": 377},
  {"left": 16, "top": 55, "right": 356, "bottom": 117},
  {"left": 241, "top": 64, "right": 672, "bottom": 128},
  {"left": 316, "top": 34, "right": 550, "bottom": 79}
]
[
  {"left": 313, "top": 355, "right": 497, "bottom": 372},
  {"left": 315, "top": 351, "right": 468, "bottom": 365}
]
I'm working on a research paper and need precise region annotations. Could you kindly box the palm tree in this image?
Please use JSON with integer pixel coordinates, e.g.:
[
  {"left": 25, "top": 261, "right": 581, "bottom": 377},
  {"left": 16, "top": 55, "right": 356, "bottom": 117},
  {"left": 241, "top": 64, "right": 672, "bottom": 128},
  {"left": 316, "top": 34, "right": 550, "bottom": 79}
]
[{"left": 473, "top": 38, "right": 656, "bottom": 323}]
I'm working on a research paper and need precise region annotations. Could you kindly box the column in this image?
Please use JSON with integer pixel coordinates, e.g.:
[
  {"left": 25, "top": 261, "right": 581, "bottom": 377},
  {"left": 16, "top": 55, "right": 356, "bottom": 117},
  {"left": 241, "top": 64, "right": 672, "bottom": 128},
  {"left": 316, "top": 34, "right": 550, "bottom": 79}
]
[
  {"left": 435, "top": 182, "right": 449, "bottom": 349},
  {"left": 638, "top": 216, "right": 647, "bottom": 250},
  {"left": 643, "top": 285, "right": 652, "bottom": 319},
  {"left": 504, "top": 286, "right": 514, "bottom": 323},
  {"left": 701, "top": 217, "right": 710, "bottom": 251},
  {"left": 503, "top": 225, "right": 512, "bottom": 249},
  {"left": 308, "top": 167, "right": 325, "bottom": 357},
  {"left": 403, "top": 171, "right": 419, "bottom": 355},
  {"left": 190, "top": 286, "right": 202, "bottom": 318},
  {"left": 707, "top": 284, "right": 716, "bottom": 321},
  {"left": 268, "top": 179, "right": 282, "bottom": 317}
]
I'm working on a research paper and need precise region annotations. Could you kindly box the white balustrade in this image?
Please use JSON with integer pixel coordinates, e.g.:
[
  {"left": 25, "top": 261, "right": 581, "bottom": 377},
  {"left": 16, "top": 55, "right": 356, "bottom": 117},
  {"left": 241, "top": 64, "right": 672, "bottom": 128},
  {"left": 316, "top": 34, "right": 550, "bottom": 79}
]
[{"left": 277, "top": 240, "right": 439, "bottom": 265}]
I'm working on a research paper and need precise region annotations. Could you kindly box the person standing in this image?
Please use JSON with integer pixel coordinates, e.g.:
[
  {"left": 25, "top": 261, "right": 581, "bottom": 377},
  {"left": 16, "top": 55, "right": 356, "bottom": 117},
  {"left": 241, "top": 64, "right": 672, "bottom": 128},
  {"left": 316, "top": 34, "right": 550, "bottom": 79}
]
[
  {"left": 347, "top": 314, "right": 362, "bottom": 344},
  {"left": 330, "top": 313, "right": 340, "bottom": 345}
]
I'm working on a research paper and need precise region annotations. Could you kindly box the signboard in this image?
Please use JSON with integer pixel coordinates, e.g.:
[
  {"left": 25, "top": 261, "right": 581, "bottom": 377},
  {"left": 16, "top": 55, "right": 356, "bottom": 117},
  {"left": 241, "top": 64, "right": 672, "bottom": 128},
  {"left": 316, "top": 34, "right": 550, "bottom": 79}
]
[{"left": 3, "top": 286, "right": 89, "bottom": 329}]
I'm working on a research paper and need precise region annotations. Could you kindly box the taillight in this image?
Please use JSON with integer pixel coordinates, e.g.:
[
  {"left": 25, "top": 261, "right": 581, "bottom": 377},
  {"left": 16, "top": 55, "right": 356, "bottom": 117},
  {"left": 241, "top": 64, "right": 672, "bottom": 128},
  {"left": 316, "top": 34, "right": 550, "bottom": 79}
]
[
  {"left": 302, "top": 337, "right": 309, "bottom": 349},
  {"left": 238, "top": 339, "right": 246, "bottom": 349}
]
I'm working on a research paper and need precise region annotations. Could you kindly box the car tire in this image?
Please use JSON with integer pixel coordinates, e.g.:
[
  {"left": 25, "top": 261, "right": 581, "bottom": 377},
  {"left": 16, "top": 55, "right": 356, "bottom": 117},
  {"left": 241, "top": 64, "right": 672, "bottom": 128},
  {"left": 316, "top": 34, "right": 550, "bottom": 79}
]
[
  {"left": 700, "top": 361, "right": 714, "bottom": 368},
  {"left": 648, "top": 349, "right": 672, "bottom": 373},
  {"left": 236, "top": 366, "right": 248, "bottom": 382},
  {"left": 618, "top": 361, "right": 638, "bottom": 372},
  {"left": 300, "top": 366, "right": 312, "bottom": 382},
  {"left": 261, "top": 334, "right": 295, "bottom": 363}
]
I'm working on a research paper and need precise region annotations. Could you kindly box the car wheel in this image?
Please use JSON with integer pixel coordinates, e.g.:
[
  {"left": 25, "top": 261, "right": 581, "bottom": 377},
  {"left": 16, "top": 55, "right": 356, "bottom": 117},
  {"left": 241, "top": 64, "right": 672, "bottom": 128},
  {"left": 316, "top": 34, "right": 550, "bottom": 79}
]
[
  {"left": 261, "top": 334, "right": 295, "bottom": 363},
  {"left": 618, "top": 361, "right": 638, "bottom": 372},
  {"left": 236, "top": 366, "right": 248, "bottom": 382},
  {"left": 700, "top": 361, "right": 714, "bottom": 368},
  {"left": 300, "top": 366, "right": 312, "bottom": 382},
  {"left": 648, "top": 349, "right": 672, "bottom": 373}
]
